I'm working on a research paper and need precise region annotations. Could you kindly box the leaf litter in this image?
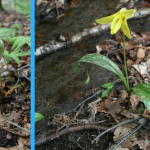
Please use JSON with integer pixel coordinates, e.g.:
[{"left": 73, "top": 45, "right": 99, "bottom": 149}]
[
  {"left": 0, "top": 9, "right": 30, "bottom": 149},
  {"left": 35, "top": 0, "right": 150, "bottom": 149}
]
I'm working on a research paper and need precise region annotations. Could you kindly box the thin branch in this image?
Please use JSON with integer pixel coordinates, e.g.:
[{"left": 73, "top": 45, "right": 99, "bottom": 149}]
[
  {"left": 64, "top": 90, "right": 103, "bottom": 115},
  {"left": 6, "top": 119, "right": 30, "bottom": 133},
  {"left": 111, "top": 119, "right": 148, "bottom": 150},
  {"left": 34, "top": 124, "right": 114, "bottom": 147},
  {"left": 91, "top": 117, "right": 141, "bottom": 144}
]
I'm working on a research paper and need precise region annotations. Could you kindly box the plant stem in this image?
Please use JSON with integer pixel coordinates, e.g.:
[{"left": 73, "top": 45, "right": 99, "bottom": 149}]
[{"left": 123, "top": 33, "right": 129, "bottom": 93}]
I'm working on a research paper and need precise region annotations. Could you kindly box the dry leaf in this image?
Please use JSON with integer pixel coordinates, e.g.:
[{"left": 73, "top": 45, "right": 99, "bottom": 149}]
[{"left": 130, "top": 94, "right": 141, "bottom": 113}]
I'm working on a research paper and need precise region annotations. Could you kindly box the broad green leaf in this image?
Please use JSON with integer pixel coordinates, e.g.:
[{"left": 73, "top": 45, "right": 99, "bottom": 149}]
[
  {"left": 132, "top": 83, "right": 150, "bottom": 111},
  {"left": 85, "top": 72, "right": 90, "bottom": 84},
  {"left": 35, "top": 112, "right": 44, "bottom": 122},
  {"left": 73, "top": 54, "right": 128, "bottom": 91},
  {"left": 3, "top": 50, "right": 10, "bottom": 65},
  {"left": 101, "top": 82, "right": 114, "bottom": 98}
]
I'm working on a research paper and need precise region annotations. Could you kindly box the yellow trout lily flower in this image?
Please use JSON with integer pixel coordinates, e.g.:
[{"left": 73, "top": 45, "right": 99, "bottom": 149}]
[{"left": 96, "top": 8, "right": 136, "bottom": 39}]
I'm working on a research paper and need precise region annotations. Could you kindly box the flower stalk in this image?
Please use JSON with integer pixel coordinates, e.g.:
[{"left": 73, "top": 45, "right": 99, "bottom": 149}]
[{"left": 123, "top": 33, "right": 129, "bottom": 92}]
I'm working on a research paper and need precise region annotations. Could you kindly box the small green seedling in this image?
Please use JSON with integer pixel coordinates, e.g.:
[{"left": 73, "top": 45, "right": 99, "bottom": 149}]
[{"left": 35, "top": 112, "right": 44, "bottom": 122}]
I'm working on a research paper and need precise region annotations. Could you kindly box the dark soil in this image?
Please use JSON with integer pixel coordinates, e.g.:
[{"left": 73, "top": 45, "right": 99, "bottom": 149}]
[
  {"left": 0, "top": 129, "right": 17, "bottom": 148},
  {"left": 36, "top": 131, "right": 113, "bottom": 150}
]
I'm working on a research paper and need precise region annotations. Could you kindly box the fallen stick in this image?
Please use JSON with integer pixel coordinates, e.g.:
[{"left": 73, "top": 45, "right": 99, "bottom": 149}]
[
  {"left": 35, "top": 8, "right": 150, "bottom": 60},
  {"left": 111, "top": 118, "right": 148, "bottom": 150},
  {"left": 34, "top": 124, "right": 114, "bottom": 147},
  {"left": 91, "top": 117, "right": 141, "bottom": 144}
]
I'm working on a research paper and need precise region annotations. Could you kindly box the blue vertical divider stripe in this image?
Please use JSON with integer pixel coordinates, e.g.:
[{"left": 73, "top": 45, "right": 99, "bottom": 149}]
[{"left": 31, "top": 0, "right": 35, "bottom": 149}]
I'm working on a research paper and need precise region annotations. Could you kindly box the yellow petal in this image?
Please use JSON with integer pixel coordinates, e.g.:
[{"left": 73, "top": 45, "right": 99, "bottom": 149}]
[
  {"left": 121, "top": 18, "right": 131, "bottom": 39},
  {"left": 121, "top": 9, "right": 136, "bottom": 18},
  {"left": 111, "top": 29, "right": 116, "bottom": 35},
  {"left": 120, "top": 7, "right": 127, "bottom": 12},
  {"left": 112, "top": 15, "right": 124, "bottom": 33},
  {"left": 111, "top": 13, "right": 121, "bottom": 29},
  {"left": 96, "top": 13, "right": 118, "bottom": 24}
]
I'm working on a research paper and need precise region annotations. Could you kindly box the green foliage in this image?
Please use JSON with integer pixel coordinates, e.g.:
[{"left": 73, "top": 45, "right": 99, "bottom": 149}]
[
  {"left": 9, "top": 36, "right": 30, "bottom": 51},
  {"left": 3, "top": 50, "right": 30, "bottom": 66},
  {"left": 132, "top": 83, "right": 150, "bottom": 111},
  {"left": 101, "top": 82, "right": 114, "bottom": 98},
  {"left": 13, "top": 1, "right": 31, "bottom": 18},
  {"left": 0, "top": 2, "right": 31, "bottom": 65},
  {"left": 73, "top": 54, "right": 129, "bottom": 91},
  {"left": 85, "top": 72, "right": 90, "bottom": 84},
  {"left": 137, "top": 107, "right": 145, "bottom": 114},
  {"left": 0, "top": 40, "right": 4, "bottom": 59},
  {"left": 12, "top": 23, "right": 22, "bottom": 30},
  {"left": 35, "top": 112, "right": 44, "bottom": 122},
  {"left": 0, "top": 28, "right": 16, "bottom": 40},
  {"left": 3, "top": 50, "right": 10, "bottom": 64}
]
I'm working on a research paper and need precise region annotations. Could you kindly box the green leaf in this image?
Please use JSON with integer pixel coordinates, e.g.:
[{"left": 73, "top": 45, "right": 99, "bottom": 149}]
[
  {"left": 85, "top": 72, "right": 90, "bottom": 84},
  {"left": 16, "top": 51, "right": 30, "bottom": 56},
  {"left": 13, "top": 2, "right": 30, "bottom": 18},
  {"left": 35, "top": 112, "right": 44, "bottom": 122},
  {"left": 9, "top": 52, "right": 20, "bottom": 65},
  {"left": 0, "top": 28, "right": 16, "bottom": 40},
  {"left": 101, "top": 82, "right": 114, "bottom": 98},
  {"left": 9, "top": 36, "right": 30, "bottom": 51},
  {"left": 132, "top": 83, "right": 150, "bottom": 111},
  {"left": 73, "top": 54, "right": 128, "bottom": 91},
  {"left": 0, "top": 40, "right": 4, "bottom": 59},
  {"left": 101, "top": 82, "right": 114, "bottom": 89},
  {"left": 11, "top": 23, "right": 22, "bottom": 30},
  {"left": 137, "top": 107, "right": 145, "bottom": 114},
  {"left": 3, "top": 50, "right": 10, "bottom": 65},
  {"left": 101, "top": 88, "right": 110, "bottom": 98}
]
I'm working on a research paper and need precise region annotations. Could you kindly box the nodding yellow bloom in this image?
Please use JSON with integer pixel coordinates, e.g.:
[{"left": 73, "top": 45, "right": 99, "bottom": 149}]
[{"left": 96, "top": 8, "right": 136, "bottom": 39}]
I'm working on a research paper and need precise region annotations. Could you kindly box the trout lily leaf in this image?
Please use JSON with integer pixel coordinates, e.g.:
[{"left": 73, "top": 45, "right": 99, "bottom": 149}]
[{"left": 96, "top": 8, "right": 136, "bottom": 39}]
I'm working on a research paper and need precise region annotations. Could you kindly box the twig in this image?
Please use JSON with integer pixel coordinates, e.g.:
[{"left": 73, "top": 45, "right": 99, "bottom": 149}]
[
  {"left": 6, "top": 119, "right": 30, "bottom": 133},
  {"left": 7, "top": 21, "right": 30, "bottom": 27},
  {"left": 111, "top": 118, "right": 148, "bottom": 150},
  {"left": 91, "top": 117, "right": 141, "bottom": 144},
  {"left": 15, "top": 78, "right": 19, "bottom": 93},
  {"left": 64, "top": 90, "right": 103, "bottom": 115},
  {"left": 22, "top": 72, "right": 30, "bottom": 81},
  {"left": 17, "top": 63, "right": 30, "bottom": 71},
  {"left": 72, "top": 104, "right": 84, "bottom": 121},
  {"left": 35, "top": 124, "right": 114, "bottom": 147},
  {"left": 55, "top": 0, "right": 59, "bottom": 17}
]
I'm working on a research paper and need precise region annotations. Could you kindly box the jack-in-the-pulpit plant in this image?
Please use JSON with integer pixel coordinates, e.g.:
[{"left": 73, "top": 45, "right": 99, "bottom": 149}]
[{"left": 73, "top": 7, "right": 150, "bottom": 111}]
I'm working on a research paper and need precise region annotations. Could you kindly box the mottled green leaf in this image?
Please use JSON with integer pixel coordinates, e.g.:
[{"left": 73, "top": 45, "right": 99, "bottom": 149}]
[
  {"left": 132, "top": 83, "right": 150, "bottom": 111},
  {"left": 85, "top": 72, "right": 90, "bottom": 84},
  {"left": 35, "top": 112, "right": 44, "bottom": 122},
  {"left": 73, "top": 54, "right": 128, "bottom": 90}
]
